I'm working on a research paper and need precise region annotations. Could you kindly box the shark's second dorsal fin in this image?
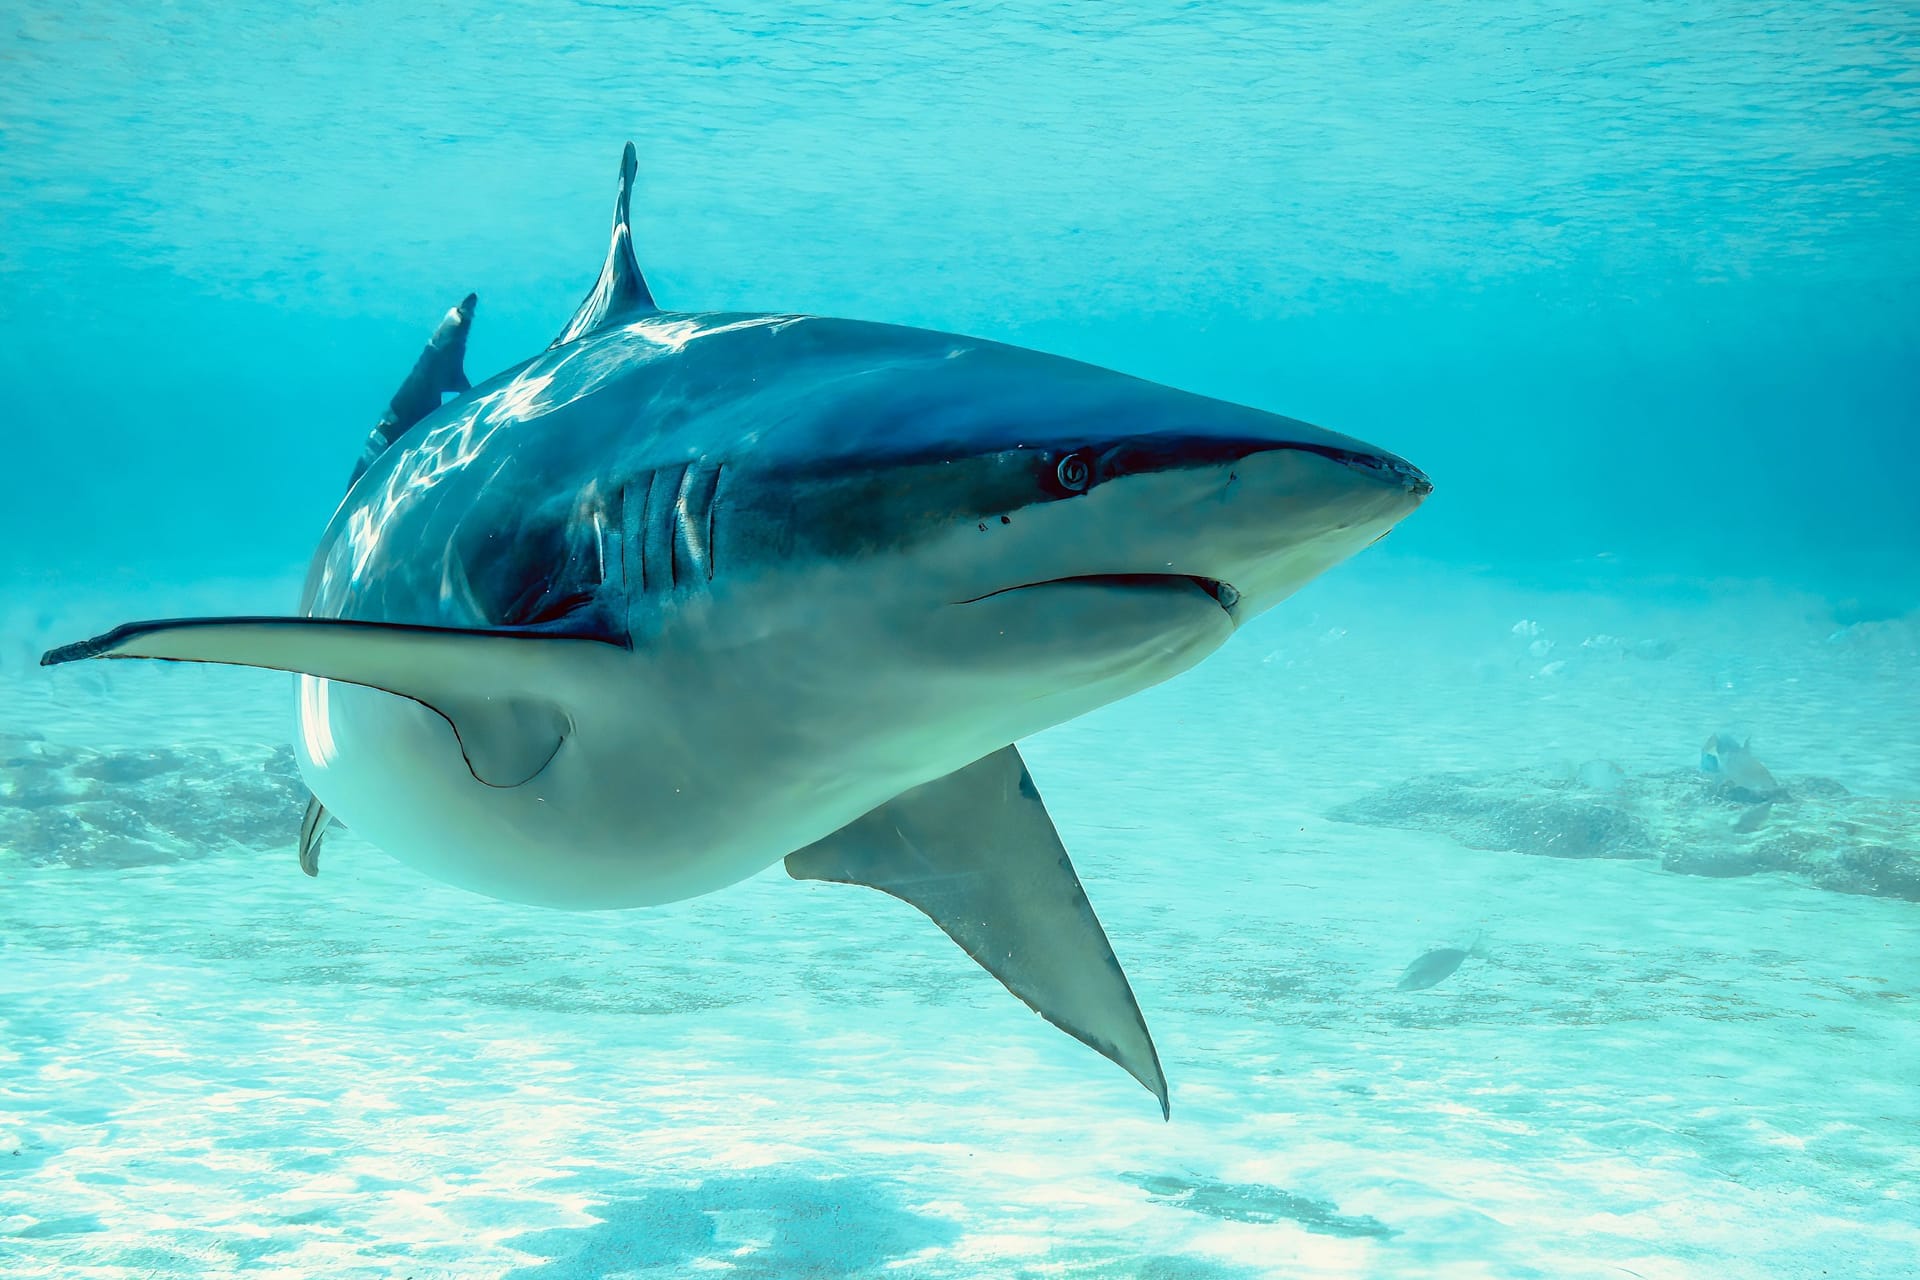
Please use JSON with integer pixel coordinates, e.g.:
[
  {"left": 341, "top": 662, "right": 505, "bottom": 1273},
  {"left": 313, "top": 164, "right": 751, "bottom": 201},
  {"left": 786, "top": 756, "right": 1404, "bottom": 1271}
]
[
  {"left": 550, "top": 142, "right": 657, "bottom": 350},
  {"left": 349, "top": 293, "right": 477, "bottom": 487}
]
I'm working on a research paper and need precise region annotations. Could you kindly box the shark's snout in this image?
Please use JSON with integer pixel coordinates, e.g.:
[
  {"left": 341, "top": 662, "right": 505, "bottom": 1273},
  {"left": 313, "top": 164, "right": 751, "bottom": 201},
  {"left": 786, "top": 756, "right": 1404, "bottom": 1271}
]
[
  {"left": 1336, "top": 448, "right": 1432, "bottom": 498},
  {"left": 1137, "top": 434, "right": 1428, "bottom": 622}
]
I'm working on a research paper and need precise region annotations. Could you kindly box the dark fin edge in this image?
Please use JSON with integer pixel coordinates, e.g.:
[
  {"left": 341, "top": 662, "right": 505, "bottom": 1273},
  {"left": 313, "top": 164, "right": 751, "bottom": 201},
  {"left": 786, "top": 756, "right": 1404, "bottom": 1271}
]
[{"left": 43, "top": 616, "right": 624, "bottom": 790}]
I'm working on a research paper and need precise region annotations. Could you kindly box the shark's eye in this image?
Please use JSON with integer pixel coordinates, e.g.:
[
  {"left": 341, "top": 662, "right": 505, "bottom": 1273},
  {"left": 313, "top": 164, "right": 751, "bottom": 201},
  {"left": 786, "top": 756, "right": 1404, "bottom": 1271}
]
[{"left": 1055, "top": 453, "right": 1092, "bottom": 493}]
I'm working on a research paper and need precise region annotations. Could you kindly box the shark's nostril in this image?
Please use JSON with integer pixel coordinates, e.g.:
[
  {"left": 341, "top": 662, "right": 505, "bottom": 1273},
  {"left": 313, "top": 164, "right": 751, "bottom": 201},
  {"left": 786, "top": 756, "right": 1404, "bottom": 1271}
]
[
  {"left": 1383, "top": 457, "right": 1431, "bottom": 495},
  {"left": 1334, "top": 450, "right": 1429, "bottom": 495}
]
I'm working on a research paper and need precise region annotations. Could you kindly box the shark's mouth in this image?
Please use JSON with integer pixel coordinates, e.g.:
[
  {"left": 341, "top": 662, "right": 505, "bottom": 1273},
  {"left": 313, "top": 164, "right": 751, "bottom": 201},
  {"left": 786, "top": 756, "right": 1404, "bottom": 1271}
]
[{"left": 960, "top": 573, "right": 1240, "bottom": 613}]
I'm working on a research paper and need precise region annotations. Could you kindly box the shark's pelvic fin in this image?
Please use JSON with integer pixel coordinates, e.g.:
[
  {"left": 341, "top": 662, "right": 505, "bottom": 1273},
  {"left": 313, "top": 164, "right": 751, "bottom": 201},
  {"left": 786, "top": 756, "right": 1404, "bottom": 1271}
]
[
  {"left": 298, "top": 793, "right": 337, "bottom": 877},
  {"left": 350, "top": 293, "right": 478, "bottom": 487},
  {"left": 550, "top": 142, "right": 657, "bottom": 349},
  {"left": 785, "top": 744, "right": 1170, "bottom": 1118},
  {"left": 42, "top": 617, "right": 622, "bottom": 789}
]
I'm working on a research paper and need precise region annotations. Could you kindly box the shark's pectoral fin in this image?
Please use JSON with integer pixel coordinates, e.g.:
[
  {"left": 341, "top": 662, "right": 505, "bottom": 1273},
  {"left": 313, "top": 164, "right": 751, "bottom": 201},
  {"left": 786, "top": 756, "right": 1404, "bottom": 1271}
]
[
  {"left": 298, "top": 793, "right": 337, "bottom": 877},
  {"left": 785, "top": 745, "right": 1169, "bottom": 1118},
  {"left": 43, "top": 617, "right": 621, "bottom": 788}
]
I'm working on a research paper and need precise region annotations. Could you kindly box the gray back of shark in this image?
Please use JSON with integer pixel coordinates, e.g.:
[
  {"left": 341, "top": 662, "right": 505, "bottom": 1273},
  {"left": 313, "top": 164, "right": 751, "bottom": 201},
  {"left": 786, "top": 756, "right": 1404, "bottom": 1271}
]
[{"left": 44, "top": 143, "right": 1431, "bottom": 1118}]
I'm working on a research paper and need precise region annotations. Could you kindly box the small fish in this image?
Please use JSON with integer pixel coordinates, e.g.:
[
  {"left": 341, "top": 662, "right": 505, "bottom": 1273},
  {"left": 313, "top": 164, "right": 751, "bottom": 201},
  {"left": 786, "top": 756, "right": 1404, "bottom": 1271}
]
[
  {"left": 1731, "top": 801, "right": 1772, "bottom": 833},
  {"left": 1700, "top": 733, "right": 1780, "bottom": 798},
  {"left": 1396, "top": 934, "right": 1486, "bottom": 991}
]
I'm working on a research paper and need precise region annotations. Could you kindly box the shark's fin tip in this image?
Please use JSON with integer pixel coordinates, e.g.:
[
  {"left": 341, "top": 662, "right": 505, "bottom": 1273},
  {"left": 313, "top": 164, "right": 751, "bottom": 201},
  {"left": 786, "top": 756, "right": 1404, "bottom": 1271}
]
[{"left": 42, "top": 626, "right": 132, "bottom": 665}]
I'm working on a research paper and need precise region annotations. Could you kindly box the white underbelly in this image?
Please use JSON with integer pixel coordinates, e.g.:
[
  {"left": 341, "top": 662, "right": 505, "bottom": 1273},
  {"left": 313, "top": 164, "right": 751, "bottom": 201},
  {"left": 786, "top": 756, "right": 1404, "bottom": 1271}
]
[
  {"left": 288, "top": 591, "right": 1216, "bottom": 911},
  {"left": 298, "top": 676, "right": 736, "bottom": 908},
  {"left": 293, "top": 675, "right": 925, "bottom": 910}
]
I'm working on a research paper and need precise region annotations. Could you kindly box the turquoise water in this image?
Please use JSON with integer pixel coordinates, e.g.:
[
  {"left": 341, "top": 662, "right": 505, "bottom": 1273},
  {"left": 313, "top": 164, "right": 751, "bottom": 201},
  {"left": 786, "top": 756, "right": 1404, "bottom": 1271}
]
[{"left": 3, "top": 4, "right": 1917, "bottom": 1278}]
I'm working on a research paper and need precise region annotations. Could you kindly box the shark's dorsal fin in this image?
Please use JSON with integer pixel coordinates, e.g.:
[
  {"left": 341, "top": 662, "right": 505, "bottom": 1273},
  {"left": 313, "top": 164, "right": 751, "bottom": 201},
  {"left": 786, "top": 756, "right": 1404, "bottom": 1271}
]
[
  {"left": 349, "top": 293, "right": 477, "bottom": 487},
  {"left": 550, "top": 142, "right": 657, "bottom": 349}
]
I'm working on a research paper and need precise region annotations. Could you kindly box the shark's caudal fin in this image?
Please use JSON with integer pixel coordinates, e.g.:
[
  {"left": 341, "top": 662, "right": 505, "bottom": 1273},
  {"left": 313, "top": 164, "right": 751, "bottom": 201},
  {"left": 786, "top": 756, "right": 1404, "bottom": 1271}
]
[
  {"left": 350, "top": 293, "right": 478, "bottom": 487},
  {"left": 550, "top": 142, "right": 657, "bottom": 349},
  {"left": 43, "top": 617, "right": 623, "bottom": 789},
  {"left": 786, "top": 745, "right": 1170, "bottom": 1119},
  {"left": 299, "top": 793, "right": 337, "bottom": 877}
]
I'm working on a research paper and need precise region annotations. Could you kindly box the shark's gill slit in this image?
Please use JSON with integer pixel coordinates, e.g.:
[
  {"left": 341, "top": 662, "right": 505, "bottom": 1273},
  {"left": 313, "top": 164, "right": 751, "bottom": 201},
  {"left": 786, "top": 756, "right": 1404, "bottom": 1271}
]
[
  {"left": 588, "top": 501, "right": 607, "bottom": 584},
  {"left": 633, "top": 470, "right": 656, "bottom": 591},
  {"left": 669, "top": 466, "right": 690, "bottom": 589},
  {"left": 672, "top": 462, "right": 721, "bottom": 588},
  {"left": 705, "top": 463, "right": 722, "bottom": 582},
  {"left": 626, "top": 472, "right": 648, "bottom": 593},
  {"left": 637, "top": 464, "right": 680, "bottom": 595}
]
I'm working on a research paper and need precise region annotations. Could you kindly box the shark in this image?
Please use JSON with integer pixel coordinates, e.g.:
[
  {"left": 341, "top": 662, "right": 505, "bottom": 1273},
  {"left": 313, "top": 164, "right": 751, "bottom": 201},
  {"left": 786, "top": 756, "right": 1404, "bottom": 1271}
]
[{"left": 44, "top": 143, "right": 1431, "bottom": 1117}]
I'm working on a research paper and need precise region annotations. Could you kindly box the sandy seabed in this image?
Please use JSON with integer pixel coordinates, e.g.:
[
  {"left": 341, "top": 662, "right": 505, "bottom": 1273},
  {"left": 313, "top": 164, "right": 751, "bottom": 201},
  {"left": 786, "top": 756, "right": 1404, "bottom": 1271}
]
[{"left": 2, "top": 560, "right": 1915, "bottom": 1279}]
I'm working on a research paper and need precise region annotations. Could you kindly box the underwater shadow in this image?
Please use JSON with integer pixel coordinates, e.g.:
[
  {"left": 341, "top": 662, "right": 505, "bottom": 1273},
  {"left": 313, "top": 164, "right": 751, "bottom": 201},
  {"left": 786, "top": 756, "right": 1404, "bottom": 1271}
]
[
  {"left": 502, "top": 1171, "right": 957, "bottom": 1279},
  {"left": 1123, "top": 1172, "right": 1395, "bottom": 1240},
  {"left": 1129, "top": 1256, "right": 1279, "bottom": 1280}
]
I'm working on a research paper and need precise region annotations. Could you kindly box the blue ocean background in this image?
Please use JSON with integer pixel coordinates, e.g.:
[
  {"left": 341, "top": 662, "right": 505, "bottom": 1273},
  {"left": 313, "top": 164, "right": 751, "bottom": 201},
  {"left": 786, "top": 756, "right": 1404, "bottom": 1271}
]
[{"left": 3, "top": 4, "right": 1917, "bottom": 1278}]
